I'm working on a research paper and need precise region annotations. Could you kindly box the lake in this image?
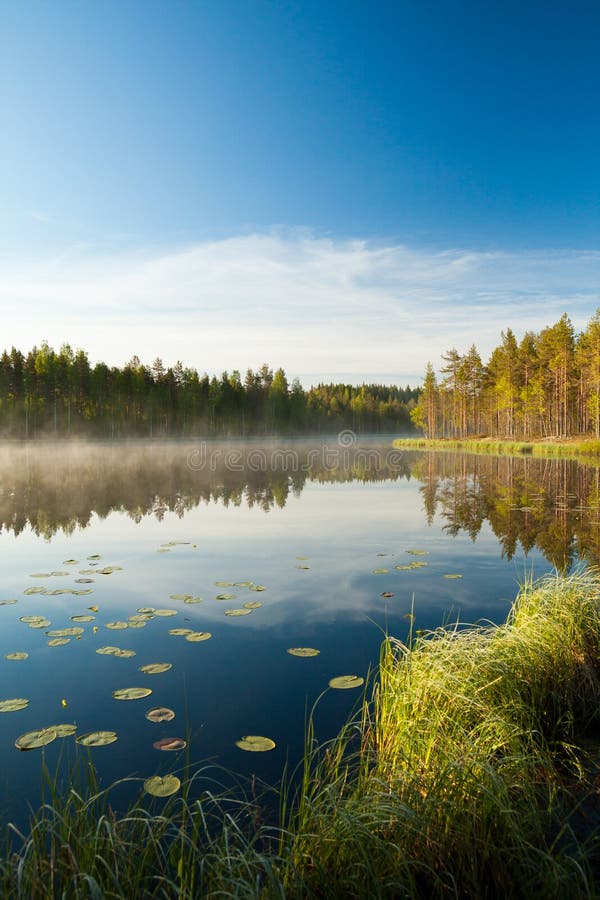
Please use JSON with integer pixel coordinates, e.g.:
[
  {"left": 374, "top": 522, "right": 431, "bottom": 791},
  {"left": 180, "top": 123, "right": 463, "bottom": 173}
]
[{"left": 0, "top": 440, "right": 598, "bottom": 825}]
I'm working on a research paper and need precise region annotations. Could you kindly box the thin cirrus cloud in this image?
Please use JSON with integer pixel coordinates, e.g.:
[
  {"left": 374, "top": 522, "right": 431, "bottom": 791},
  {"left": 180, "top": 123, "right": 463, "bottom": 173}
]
[{"left": 1, "top": 231, "right": 598, "bottom": 385}]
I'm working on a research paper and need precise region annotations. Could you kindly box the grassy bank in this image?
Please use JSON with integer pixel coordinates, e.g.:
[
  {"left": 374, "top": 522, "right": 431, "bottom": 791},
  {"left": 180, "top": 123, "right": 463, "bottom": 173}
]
[
  {"left": 4, "top": 571, "right": 600, "bottom": 898},
  {"left": 394, "top": 436, "right": 600, "bottom": 461}
]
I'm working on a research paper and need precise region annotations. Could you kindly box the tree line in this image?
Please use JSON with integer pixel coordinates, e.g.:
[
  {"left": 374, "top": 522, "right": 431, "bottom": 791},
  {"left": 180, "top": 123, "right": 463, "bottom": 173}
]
[
  {"left": 0, "top": 344, "right": 418, "bottom": 437},
  {"left": 411, "top": 310, "right": 600, "bottom": 439}
]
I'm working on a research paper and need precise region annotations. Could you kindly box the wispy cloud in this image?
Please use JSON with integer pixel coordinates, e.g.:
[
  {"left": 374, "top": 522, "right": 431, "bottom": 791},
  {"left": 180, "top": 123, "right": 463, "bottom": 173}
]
[{"left": 1, "top": 231, "right": 598, "bottom": 384}]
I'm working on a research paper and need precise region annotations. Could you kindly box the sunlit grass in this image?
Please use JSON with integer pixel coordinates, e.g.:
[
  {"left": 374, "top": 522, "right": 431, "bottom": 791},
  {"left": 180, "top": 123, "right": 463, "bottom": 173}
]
[
  {"left": 395, "top": 436, "right": 600, "bottom": 460},
  {"left": 4, "top": 572, "right": 600, "bottom": 897}
]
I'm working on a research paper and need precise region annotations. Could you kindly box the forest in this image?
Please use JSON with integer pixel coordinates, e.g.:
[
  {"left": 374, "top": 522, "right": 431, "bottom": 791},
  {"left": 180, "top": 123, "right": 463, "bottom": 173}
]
[
  {"left": 0, "top": 344, "right": 418, "bottom": 437},
  {"left": 411, "top": 310, "right": 600, "bottom": 439}
]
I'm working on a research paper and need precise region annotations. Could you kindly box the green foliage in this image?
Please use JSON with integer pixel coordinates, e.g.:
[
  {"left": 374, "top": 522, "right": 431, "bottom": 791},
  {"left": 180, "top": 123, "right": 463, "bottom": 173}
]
[{"left": 0, "top": 346, "right": 419, "bottom": 437}]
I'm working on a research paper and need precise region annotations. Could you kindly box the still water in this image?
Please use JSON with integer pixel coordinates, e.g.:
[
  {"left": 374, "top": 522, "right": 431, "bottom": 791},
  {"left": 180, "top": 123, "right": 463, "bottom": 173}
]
[{"left": 0, "top": 442, "right": 598, "bottom": 824}]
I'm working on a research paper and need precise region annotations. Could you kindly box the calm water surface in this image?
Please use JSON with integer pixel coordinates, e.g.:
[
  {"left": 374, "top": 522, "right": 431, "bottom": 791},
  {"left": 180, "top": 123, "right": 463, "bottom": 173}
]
[{"left": 0, "top": 442, "right": 598, "bottom": 825}]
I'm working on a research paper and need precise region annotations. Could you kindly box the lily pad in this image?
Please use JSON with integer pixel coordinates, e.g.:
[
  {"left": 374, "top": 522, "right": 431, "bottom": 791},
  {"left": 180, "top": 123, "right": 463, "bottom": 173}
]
[
  {"left": 24, "top": 587, "right": 45, "bottom": 595},
  {"left": 71, "top": 615, "right": 94, "bottom": 622},
  {"left": 15, "top": 728, "right": 56, "bottom": 751},
  {"left": 105, "top": 621, "right": 129, "bottom": 630},
  {"left": 30, "top": 573, "right": 52, "bottom": 578},
  {"left": 72, "top": 589, "right": 94, "bottom": 596},
  {"left": 146, "top": 707, "right": 175, "bottom": 723},
  {"left": 76, "top": 731, "right": 118, "bottom": 747},
  {"left": 0, "top": 599, "right": 17, "bottom": 605},
  {"left": 185, "top": 631, "right": 212, "bottom": 642},
  {"left": 216, "top": 593, "right": 236, "bottom": 601},
  {"left": 153, "top": 737, "right": 187, "bottom": 751},
  {"left": 287, "top": 647, "right": 320, "bottom": 657},
  {"left": 48, "top": 638, "right": 70, "bottom": 647},
  {"left": 139, "top": 663, "right": 172, "bottom": 675},
  {"left": 381, "top": 592, "right": 395, "bottom": 599},
  {"left": 137, "top": 607, "right": 157, "bottom": 614},
  {"left": 168, "top": 628, "right": 193, "bottom": 636},
  {"left": 75, "top": 578, "right": 94, "bottom": 584},
  {"left": 234, "top": 581, "right": 253, "bottom": 587},
  {"left": 20, "top": 615, "right": 46, "bottom": 624},
  {"left": 127, "top": 620, "right": 147, "bottom": 629},
  {"left": 96, "top": 646, "right": 136, "bottom": 658},
  {"left": 243, "top": 601, "right": 262, "bottom": 610},
  {"left": 443, "top": 574, "right": 463, "bottom": 579},
  {"left": 144, "top": 774, "right": 181, "bottom": 797},
  {"left": 235, "top": 735, "right": 275, "bottom": 752},
  {"left": 87, "top": 555, "right": 102, "bottom": 560},
  {"left": 224, "top": 608, "right": 252, "bottom": 617},
  {"left": 170, "top": 594, "right": 193, "bottom": 601},
  {"left": 63, "top": 559, "right": 79, "bottom": 565},
  {"left": 372, "top": 569, "right": 388, "bottom": 575},
  {"left": 112, "top": 687, "right": 152, "bottom": 701},
  {"left": 215, "top": 581, "right": 234, "bottom": 587},
  {"left": 47, "top": 627, "right": 84, "bottom": 636},
  {"left": 184, "top": 597, "right": 203, "bottom": 604},
  {"left": 249, "top": 585, "right": 266, "bottom": 592},
  {"left": 5, "top": 651, "right": 28, "bottom": 660},
  {"left": 28, "top": 619, "right": 51, "bottom": 629},
  {"left": 406, "top": 550, "right": 429, "bottom": 556},
  {"left": 0, "top": 698, "right": 29, "bottom": 712},
  {"left": 153, "top": 609, "right": 177, "bottom": 617},
  {"left": 51, "top": 724, "right": 77, "bottom": 737},
  {"left": 329, "top": 675, "right": 364, "bottom": 690}
]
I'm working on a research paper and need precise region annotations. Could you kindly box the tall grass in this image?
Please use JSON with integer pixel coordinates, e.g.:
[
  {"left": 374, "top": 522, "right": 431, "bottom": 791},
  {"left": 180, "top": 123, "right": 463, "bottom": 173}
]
[
  {"left": 395, "top": 437, "right": 600, "bottom": 461},
  {"left": 3, "top": 572, "right": 600, "bottom": 897}
]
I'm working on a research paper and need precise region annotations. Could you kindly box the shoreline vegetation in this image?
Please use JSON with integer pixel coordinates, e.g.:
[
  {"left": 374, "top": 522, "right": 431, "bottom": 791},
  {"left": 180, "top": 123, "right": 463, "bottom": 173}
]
[
  {"left": 395, "top": 436, "right": 600, "bottom": 461},
  {"left": 5, "top": 571, "right": 600, "bottom": 897}
]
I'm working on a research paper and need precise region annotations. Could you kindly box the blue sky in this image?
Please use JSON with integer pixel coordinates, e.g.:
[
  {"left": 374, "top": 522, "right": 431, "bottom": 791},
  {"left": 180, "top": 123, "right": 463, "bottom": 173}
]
[{"left": 1, "top": 1, "right": 599, "bottom": 384}]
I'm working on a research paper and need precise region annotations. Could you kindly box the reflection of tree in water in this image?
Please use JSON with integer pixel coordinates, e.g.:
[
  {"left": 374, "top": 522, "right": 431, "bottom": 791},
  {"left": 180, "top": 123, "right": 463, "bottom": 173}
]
[
  {"left": 0, "top": 444, "right": 414, "bottom": 538},
  {"left": 412, "top": 452, "right": 600, "bottom": 569}
]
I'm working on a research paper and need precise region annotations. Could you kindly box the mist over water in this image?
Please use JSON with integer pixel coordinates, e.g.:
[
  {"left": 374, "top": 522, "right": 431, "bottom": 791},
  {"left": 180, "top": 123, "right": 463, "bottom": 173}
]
[{"left": 0, "top": 441, "right": 597, "bottom": 827}]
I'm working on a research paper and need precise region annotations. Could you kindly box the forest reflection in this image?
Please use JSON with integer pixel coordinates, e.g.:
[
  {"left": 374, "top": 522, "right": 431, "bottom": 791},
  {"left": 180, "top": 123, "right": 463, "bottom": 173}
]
[
  {"left": 0, "top": 444, "right": 598, "bottom": 569},
  {"left": 413, "top": 452, "right": 600, "bottom": 569}
]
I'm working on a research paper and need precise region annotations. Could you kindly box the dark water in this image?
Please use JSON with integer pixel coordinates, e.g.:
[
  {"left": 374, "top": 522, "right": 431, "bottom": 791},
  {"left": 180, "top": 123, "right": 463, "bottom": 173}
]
[{"left": 0, "top": 442, "right": 598, "bottom": 826}]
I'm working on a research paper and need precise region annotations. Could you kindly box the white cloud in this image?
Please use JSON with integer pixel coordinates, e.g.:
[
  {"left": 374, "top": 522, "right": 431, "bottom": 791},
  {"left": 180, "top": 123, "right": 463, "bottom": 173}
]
[{"left": 1, "top": 231, "right": 598, "bottom": 385}]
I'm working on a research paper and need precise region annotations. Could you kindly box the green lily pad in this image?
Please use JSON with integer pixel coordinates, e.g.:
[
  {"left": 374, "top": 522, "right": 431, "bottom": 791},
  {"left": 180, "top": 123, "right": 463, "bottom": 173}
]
[
  {"left": 105, "top": 621, "right": 129, "bottom": 630},
  {"left": 5, "top": 651, "right": 28, "bottom": 660},
  {"left": 185, "top": 631, "right": 212, "bottom": 642},
  {"left": 50, "top": 571, "right": 70, "bottom": 577},
  {"left": 51, "top": 724, "right": 77, "bottom": 737},
  {"left": 216, "top": 593, "right": 236, "bottom": 601},
  {"left": 243, "top": 601, "right": 262, "bottom": 610},
  {"left": 146, "top": 707, "right": 175, "bottom": 723},
  {"left": 87, "top": 555, "right": 102, "bottom": 560},
  {"left": 443, "top": 574, "right": 463, "bottom": 579},
  {"left": 47, "top": 627, "right": 84, "bottom": 636},
  {"left": 24, "top": 587, "right": 45, "bottom": 595},
  {"left": 329, "top": 675, "right": 364, "bottom": 690},
  {"left": 224, "top": 608, "right": 252, "bottom": 617},
  {"left": 75, "top": 578, "right": 94, "bottom": 584},
  {"left": 20, "top": 615, "right": 46, "bottom": 624},
  {"left": 129, "top": 614, "right": 154, "bottom": 622},
  {"left": 139, "top": 663, "right": 172, "bottom": 675},
  {"left": 249, "top": 585, "right": 266, "bottom": 592},
  {"left": 184, "top": 597, "right": 203, "bottom": 604},
  {"left": 144, "top": 774, "right": 181, "bottom": 797},
  {"left": 372, "top": 569, "right": 388, "bottom": 575},
  {"left": 15, "top": 728, "right": 56, "bottom": 751},
  {"left": 0, "top": 698, "right": 29, "bottom": 712},
  {"left": 63, "top": 559, "right": 79, "bottom": 565},
  {"left": 112, "top": 687, "right": 153, "bottom": 701},
  {"left": 71, "top": 615, "right": 94, "bottom": 622},
  {"left": 169, "top": 594, "right": 192, "bottom": 601},
  {"left": 395, "top": 565, "right": 412, "bottom": 571},
  {"left": 76, "top": 731, "right": 118, "bottom": 747},
  {"left": 0, "top": 599, "right": 17, "bottom": 605},
  {"left": 96, "top": 646, "right": 136, "bottom": 658},
  {"left": 48, "top": 638, "right": 70, "bottom": 646},
  {"left": 153, "top": 609, "right": 177, "bottom": 617},
  {"left": 295, "top": 565, "right": 310, "bottom": 570},
  {"left": 287, "top": 647, "right": 320, "bottom": 657},
  {"left": 72, "top": 589, "right": 93, "bottom": 596},
  {"left": 28, "top": 619, "right": 51, "bottom": 629},
  {"left": 406, "top": 550, "right": 429, "bottom": 556},
  {"left": 30, "top": 573, "right": 52, "bottom": 578},
  {"left": 127, "top": 620, "right": 147, "bottom": 629},
  {"left": 137, "top": 607, "right": 156, "bottom": 614},
  {"left": 153, "top": 737, "right": 186, "bottom": 751},
  {"left": 215, "top": 581, "right": 234, "bottom": 587},
  {"left": 234, "top": 581, "right": 253, "bottom": 587},
  {"left": 235, "top": 735, "right": 275, "bottom": 752},
  {"left": 168, "top": 628, "right": 193, "bottom": 636},
  {"left": 97, "top": 566, "right": 123, "bottom": 575}
]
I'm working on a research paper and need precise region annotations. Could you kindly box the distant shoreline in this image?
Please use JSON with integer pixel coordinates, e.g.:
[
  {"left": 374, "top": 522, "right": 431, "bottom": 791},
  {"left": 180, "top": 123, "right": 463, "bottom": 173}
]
[{"left": 394, "top": 436, "right": 600, "bottom": 461}]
